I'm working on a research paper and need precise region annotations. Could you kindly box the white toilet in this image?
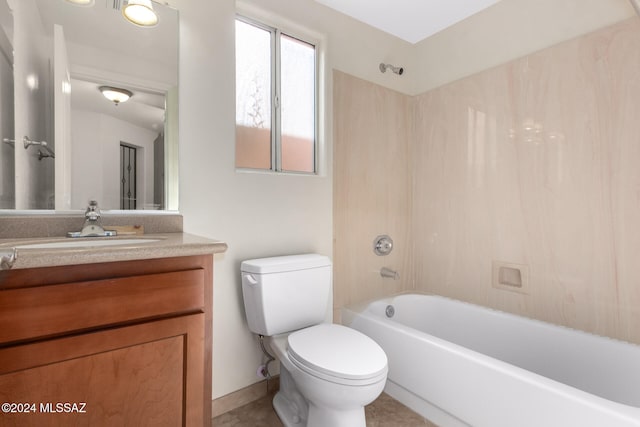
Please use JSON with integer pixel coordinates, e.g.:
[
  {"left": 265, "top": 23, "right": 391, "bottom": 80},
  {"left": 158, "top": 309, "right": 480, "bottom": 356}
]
[{"left": 241, "top": 254, "right": 388, "bottom": 427}]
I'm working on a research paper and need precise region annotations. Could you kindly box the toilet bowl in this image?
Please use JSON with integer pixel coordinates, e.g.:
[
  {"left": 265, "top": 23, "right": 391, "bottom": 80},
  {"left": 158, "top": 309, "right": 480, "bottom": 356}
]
[{"left": 269, "top": 323, "right": 388, "bottom": 427}]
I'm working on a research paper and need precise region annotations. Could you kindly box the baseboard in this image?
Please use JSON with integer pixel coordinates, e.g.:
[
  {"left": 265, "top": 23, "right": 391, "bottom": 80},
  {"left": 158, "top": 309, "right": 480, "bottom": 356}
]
[{"left": 211, "top": 376, "right": 280, "bottom": 418}]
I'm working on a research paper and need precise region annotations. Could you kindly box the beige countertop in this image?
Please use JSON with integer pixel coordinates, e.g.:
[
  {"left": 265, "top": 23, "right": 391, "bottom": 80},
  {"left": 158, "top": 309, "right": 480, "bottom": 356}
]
[{"left": 0, "top": 233, "right": 227, "bottom": 270}]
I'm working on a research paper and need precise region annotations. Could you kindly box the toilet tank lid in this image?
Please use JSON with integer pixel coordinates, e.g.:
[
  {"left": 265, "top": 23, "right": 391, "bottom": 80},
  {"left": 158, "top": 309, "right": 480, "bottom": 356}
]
[{"left": 241, "top": 254, "right": 331, "bottom": 274}]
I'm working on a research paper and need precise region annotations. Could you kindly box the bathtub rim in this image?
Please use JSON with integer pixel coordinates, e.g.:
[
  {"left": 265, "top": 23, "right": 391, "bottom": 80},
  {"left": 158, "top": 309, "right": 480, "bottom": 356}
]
[{"left": 342, "top": 291, "right": 640, "bottom": 351}]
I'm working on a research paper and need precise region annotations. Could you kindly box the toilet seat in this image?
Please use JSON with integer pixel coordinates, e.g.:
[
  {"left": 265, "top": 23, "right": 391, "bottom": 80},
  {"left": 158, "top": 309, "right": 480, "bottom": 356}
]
[{"left": 287, "top": 324, "right": 388, "bottom": 386}]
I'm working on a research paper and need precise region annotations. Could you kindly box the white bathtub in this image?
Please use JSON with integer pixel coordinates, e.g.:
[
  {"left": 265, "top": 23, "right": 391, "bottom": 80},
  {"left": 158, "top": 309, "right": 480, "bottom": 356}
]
[{"left": 342, "top": 294, "right": 640, "bottom": 427}]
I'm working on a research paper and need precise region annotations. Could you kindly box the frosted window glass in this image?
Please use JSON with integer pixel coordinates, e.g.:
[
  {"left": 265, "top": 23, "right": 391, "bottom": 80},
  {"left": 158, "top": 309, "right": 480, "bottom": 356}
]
[
  {"left": 235, "top": 20, "right": 272, "bottom": 170},
  {"left": 235, "top": 17, "right": 317, "bottom": 174},
  {"left": 280, "top": 34, "right": 315, "bottom": 173}
]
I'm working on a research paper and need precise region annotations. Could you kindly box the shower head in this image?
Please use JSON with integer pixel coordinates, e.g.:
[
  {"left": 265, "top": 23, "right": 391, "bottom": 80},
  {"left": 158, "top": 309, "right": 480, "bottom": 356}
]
[{"left": 379, "top": 63, "right": 404, "bottom": 75}]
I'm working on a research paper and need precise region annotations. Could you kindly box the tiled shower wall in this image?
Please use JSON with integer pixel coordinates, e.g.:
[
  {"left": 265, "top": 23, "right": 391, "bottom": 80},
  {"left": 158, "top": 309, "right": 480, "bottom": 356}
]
[
  {"left": 334, "top": 18, "right": 640, "bottom": 344},
  {"left": 333, "top": 71, "right": 414, "bottom": 319}
]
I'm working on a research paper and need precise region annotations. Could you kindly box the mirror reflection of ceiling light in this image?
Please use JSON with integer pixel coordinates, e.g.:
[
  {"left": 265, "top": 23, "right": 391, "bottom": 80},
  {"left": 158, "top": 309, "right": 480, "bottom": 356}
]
[
  {"left": 65, "top": 0, "right": 95, "bottom": 6},
  {"left": 26, "top": 74, "right": 39, "bottom": 91},
  {"left": 99, "top": 86, "right": 133, "bottom": 105},
  {"left": 122, "top": 0, "right": 159, "bottom": 27}
]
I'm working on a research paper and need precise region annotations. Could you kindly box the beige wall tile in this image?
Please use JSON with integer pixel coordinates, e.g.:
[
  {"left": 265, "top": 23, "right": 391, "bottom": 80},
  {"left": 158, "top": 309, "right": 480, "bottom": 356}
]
[
  {"left": 413, "top": 18, "right": 640, "bottom": 344},
  {"left": 333, "top": 71, "right": 414, "bottom": 310},
  {"left": 334, "top": 18, "right": 640, "bottom": 344}
]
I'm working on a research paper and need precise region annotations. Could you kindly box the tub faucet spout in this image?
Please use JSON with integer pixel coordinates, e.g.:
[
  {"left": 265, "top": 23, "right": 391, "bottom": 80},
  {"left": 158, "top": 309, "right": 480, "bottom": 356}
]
[{"left": 380, "top": 267, "right": 399, "bottom": 280}]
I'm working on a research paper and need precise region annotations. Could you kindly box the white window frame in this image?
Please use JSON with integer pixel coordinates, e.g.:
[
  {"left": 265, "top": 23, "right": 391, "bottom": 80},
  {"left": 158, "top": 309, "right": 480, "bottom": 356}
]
[{"left": 235, "top": 14, "right": 320, "bottom": 175}]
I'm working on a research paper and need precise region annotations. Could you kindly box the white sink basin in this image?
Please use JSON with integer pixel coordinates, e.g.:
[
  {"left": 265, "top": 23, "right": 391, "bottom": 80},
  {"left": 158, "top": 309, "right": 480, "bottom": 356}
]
[{"left": 14, "top": 238, "right": 161, "bottom": 249}]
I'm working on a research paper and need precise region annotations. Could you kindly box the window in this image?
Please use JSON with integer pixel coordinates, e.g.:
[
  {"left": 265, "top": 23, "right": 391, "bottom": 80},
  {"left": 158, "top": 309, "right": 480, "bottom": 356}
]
[{"left": 235, "top": 16, "right": 317, "bottom": 174}]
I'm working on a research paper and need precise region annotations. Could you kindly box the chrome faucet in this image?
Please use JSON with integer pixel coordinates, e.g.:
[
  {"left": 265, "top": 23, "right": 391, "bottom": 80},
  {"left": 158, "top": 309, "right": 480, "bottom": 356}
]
[{"left": 67, "top": 200, "right": 117, "bottom": 238}]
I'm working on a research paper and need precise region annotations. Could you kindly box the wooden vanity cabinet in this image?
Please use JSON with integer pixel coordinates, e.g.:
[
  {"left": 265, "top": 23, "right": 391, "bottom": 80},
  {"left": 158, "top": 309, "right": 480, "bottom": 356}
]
[{"left": 0, "top": 255, "right": 214, "bottom": 427}]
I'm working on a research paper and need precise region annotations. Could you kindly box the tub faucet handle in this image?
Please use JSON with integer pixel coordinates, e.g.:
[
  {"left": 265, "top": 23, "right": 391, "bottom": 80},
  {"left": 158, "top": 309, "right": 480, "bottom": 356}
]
[{"left": 373, "top": 235, "right": 393, "bottom": 256}]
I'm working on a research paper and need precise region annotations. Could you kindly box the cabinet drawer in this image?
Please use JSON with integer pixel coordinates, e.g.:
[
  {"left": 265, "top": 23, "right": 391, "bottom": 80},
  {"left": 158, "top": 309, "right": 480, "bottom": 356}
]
[{"left": 0, "top": 268, "right": 205, "bottom": 345}]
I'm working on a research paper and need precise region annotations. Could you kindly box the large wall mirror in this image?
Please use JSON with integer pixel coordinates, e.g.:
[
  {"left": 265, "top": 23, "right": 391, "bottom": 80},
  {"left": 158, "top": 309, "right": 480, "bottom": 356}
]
[{"left": 0, "top": 0, "right": 178, "bottom": 212}]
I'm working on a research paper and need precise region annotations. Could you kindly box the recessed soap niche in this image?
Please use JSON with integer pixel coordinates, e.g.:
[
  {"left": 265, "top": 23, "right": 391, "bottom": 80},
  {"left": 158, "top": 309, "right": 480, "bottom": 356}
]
[{"left": 492, "top": 261, "right": 529, "bottom": 294}]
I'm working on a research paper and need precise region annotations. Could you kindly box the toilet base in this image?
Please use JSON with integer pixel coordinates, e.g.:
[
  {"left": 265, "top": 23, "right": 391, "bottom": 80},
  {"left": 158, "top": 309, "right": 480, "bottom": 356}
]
[
  {"left": 273, "top": 391, "right": 367, "bottom": 427},
  {"left": 272, "top": 363, "right": 368, "bottom": 427},
  {"left": 273, "top": 392, "right": 305, "bottom": 427},
  {"left": 273, "top": 367, "right": 308, "bottom": 427},
  {"left": 306, "top": 403, "right": 366, "bottom": 427}
]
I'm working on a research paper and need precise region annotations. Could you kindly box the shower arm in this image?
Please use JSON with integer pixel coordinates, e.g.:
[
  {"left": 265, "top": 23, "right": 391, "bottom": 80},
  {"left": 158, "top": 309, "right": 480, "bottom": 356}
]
[{"left": 379, "top": 63, "right": 404, "bottom": 75}]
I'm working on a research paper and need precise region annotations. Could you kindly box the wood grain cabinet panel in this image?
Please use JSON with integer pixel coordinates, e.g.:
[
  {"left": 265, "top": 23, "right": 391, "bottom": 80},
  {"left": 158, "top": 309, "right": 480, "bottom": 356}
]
[
  {"left": 0, "top": 255, "right": 213, "bottom": 427},
  {"left": 0, "top": 269, "right": 205, "bottom": 345}
]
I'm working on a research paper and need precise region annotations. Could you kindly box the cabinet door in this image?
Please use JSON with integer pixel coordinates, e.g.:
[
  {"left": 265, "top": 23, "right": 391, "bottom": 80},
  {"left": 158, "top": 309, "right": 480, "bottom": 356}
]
[{"left": 0, "top": 314, "right": 204, "bottom": 427}]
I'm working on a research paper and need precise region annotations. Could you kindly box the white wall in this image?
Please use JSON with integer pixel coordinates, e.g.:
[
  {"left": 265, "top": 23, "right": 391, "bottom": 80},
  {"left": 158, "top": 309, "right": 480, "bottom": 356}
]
[
  {"left": 0, "top": 17, "right": 14, "bottom": 209},
  {"left": 71, "top": 110, "right": 100, "bottom": 208},
  {"left": 70, "top": 110, "right": 156, "bottom": 209},
  {"left": 173, "top": 0, "right": 412, "bottom": 399},
  {"left": 53, "top": 25, "right": 72, "bottom": 210},
  {"left": 10, "top": 0, "right": 53, "bottom": 209}
]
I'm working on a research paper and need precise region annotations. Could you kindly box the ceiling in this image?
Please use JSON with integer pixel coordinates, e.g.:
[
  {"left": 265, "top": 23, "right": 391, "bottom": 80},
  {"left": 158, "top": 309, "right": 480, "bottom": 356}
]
[
  {"left": 314, "top": 0, "right": 502, "bottom": 44},
  {"left": 34, "top": 0, "right": 177, "bottom": 132}
]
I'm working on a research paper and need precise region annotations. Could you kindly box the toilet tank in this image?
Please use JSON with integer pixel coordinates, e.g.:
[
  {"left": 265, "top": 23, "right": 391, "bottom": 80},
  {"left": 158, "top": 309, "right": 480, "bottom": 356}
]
[{"left": 241, "top": 254, "right": 332, "bottom": 336}]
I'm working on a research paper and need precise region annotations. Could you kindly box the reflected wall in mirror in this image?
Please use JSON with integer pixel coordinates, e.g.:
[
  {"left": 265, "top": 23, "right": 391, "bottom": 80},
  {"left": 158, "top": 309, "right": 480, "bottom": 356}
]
[{"left": 0, "top": 0, "right": 178, "bottom": 211}]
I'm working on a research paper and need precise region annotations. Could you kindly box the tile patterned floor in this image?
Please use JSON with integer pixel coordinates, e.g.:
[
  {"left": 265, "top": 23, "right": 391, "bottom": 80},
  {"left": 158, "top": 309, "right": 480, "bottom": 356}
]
[{"left": 212, "top": 392, "right": 437, "bottom": 427}]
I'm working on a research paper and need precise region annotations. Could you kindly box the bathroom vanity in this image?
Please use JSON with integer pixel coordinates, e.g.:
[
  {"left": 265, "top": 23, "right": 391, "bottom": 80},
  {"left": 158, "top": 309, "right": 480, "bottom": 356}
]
[{"left": 0, "top": 233, "right": 226, "bottom": 427}]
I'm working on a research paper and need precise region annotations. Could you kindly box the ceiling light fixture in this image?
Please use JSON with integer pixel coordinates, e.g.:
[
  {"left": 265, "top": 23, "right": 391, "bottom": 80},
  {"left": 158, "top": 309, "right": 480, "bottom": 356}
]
[
  {"left": 122, "top": 0, "right": 159, "bottom": 27},
  {"left": 99, "top": 86, "right": 133, "bottom": 105},
  {"left": 65, "top": 0, "right": 95, "bottom": 6}
]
